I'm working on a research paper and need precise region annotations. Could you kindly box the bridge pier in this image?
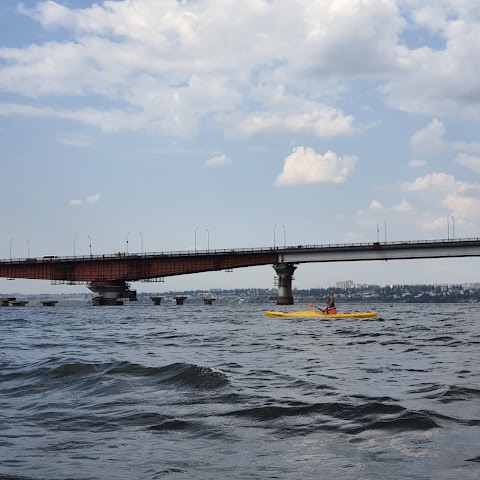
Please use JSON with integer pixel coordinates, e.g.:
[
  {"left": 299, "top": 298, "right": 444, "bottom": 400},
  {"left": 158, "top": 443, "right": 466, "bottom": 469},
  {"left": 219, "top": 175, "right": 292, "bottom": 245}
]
[
  {"left": 273, "top": 263, "right": 297, "bottom": 305},
  {"left": 88, "top": 280, "right": 137, "bottom": 306},
  {"left": 150, "top": 296, "right": 163, "bottom": 305}
]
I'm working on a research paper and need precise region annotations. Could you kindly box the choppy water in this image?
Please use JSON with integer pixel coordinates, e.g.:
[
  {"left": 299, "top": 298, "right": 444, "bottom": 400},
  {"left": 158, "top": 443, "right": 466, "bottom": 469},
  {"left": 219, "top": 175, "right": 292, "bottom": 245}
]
[{"left": 1, "top": 301, "right": 480, "bottom": 479}]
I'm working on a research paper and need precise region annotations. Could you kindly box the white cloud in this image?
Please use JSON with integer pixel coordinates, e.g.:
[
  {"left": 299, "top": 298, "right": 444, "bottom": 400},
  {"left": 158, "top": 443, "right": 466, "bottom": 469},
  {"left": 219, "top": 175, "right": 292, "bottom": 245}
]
[
  {"left": 225, "top": 84, "right": 356, "bottom": 138},
  {"left": 421, "top": 216, "right": 447, "bottom": 232},
  {"left": 299, "top": 0, "right": 405, "bottom": 75},
  {"left": 451, "top": 141, "right": 480, "bottom": 154},
  {"left": 443, "top": 193, "right": 480, "bottom": 220},
  {"left": 420, "top": 192, "right": 480, "bottom": 232},
  {"left": 0, "top": 103, "right": 138, "bottom": 133},
  {"left": 274, "top": 147, "right": 357, "bottom": 186},
  {"left": 205, "top": 154, "right": 232, "bottom": 167},
  {"left": 0, "top": 0, "right": 478, "bottom": 144},
  {"left": 69, "top": 194, "right": 101, "bottom": 205},
  {"left": 402, "top": 172, "right": 476, "bottom": 193},
  {"left": 86, "top": 194, "right": 101, "bottom": 204},
  {"left": 408, "top": 159, "right": 427, "bottom": 168},
  {"left": 358, "top": 199, "right": 414, "bottom": 218},
  {"left": 57, "top": 133, "right": 93, "bottom": 146},
  {"left": 381, "top": 9, "right": 480, "bottom": 119},
  {"left": 393, "top": 199, "right": 413, "bottom": 212},
  {"left": 409, "top": 118, "right": 446, "bottom": 158},
  {"left": 369, "top": 200, "right": 384, "bottom": 210},
  {"left": 455, "top": 153, "right": 480, "bottom": 174},
  {"left": 231, "top": 104, "right": 355, "bottom": 139}
]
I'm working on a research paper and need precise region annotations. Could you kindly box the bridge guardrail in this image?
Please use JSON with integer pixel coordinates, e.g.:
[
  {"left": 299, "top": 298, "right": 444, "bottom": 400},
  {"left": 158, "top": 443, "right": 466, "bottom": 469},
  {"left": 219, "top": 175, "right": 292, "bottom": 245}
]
[{"left": 1, "top": 237, "right": 480, "bottom": 264}]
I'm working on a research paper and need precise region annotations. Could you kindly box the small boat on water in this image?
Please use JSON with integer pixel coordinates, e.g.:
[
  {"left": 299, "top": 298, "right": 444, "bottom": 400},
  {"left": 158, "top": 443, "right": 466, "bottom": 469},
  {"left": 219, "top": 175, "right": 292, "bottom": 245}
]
[{"left": 264, "top": 310, "right": 377, "bottom": 319}]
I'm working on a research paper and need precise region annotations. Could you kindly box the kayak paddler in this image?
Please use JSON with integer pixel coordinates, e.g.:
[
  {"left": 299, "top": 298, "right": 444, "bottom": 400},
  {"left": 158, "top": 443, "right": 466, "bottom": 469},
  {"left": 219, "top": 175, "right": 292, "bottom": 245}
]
[{"left": 320, "top": 290, "right": 337, "bottom": 314}]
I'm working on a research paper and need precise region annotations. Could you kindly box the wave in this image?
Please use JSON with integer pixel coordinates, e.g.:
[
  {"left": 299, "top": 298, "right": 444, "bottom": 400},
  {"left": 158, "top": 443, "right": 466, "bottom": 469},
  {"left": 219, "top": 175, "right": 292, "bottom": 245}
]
[
  {"left": 343, "top": 410, "right": 441, "bottom": 434},
  {"left": 0, "top": 476, "right": 40, "bottom": 480},
  {"left": 466, "top": 456, "right": 480, "bottom": 463},
  {"left": 106, "top": 361, "right": 229, "bottom": 390},
  {"left": 1, "top": 359, "right": 229, "bottom": 398},
  {"left": 434, "top": 385, "right": 480, "bottom": 403},
  {"left": 224, "top": 398, "right": 448, "bottom": 436}
]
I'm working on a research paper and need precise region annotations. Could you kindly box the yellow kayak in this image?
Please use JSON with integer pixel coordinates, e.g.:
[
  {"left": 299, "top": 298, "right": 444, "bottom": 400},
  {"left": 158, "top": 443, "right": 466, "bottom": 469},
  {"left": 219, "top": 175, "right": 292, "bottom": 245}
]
[{"left": 264, "top": 310, "right": 377, "bottom": 319}]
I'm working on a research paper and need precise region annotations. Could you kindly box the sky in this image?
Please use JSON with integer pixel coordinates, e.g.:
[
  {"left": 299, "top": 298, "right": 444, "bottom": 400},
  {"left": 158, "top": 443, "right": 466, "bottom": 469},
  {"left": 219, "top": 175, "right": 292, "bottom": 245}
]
[{"left": 1, "top": 0, "right": 480, "bottom": 294}]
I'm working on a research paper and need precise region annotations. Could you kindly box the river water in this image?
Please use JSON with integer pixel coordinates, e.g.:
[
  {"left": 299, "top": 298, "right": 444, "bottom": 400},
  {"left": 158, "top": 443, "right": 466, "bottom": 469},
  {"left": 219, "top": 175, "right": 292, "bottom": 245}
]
[{"left": 1, "top": 301, "right": 479, "bottom": 479}]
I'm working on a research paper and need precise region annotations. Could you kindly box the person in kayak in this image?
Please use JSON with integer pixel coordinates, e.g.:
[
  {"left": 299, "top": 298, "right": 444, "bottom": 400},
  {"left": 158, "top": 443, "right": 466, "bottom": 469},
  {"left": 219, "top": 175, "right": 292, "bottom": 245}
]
[{"left": 320, "top": 291, "right": 337, "bottom": 314}]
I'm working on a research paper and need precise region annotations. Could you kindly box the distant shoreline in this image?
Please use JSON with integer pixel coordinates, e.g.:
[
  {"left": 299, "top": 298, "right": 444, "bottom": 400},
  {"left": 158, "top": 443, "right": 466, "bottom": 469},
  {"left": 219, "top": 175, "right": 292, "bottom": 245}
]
[{"left": 2, "top": 284, "right": 480, "bottom": 305}]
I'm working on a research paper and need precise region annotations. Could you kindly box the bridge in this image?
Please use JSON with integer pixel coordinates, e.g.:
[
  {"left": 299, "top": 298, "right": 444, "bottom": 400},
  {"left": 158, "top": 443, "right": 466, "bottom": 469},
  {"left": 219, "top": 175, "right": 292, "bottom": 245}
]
[{"left": 1, "top": 237, "right": 480, "bottom": 305}]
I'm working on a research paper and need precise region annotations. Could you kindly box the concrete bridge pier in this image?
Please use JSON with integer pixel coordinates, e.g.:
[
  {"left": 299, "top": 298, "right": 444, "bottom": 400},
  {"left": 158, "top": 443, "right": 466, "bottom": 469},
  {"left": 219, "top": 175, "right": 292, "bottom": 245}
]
[
  {"left": 150, "top": 296, "right": 163, "bottom": 305},
  {"left": 273, "top": 263, "right": 297, "bottom": 305},
  {"left": 88, "top": 280, "right": 137, "bottom": 306}
]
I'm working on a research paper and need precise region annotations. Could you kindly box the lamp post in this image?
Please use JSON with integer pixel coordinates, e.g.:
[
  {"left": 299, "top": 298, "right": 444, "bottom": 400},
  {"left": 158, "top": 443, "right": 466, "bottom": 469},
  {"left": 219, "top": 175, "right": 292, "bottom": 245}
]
[
  {"left": 73, "top": 234, "right": 79, "bottom": 256},
  {"left": 139, "top": 232, "right": 143, "bottom": 254},
  {"left": 88, "top": 235, "right": 92, "bottom": 256},
  {"left": 447, "top": 215, "right": 450, "bottom": 241},
  {"left": 377, "top": 219, "right": 387, "bottom": 242},
  {"left": 206, "top": 229, "right": 209, "bottom": 251},
  {"left": 451, "top": 216, "right": 455, "bottom": 240},
  {"left": 274, "top": 224, "right": 286, "bottom": 248},
  {"left": 10, "top": 237, "right": 14, "bottom": 260},
  {"left": 126, "top": 232, "right": 130, "bottom": 254},
  {"left": 195, "top": 227, "right": 199, "bottom": 252},
  {"left": 26, "top": 238, "right": 30, "bottom": 258}
]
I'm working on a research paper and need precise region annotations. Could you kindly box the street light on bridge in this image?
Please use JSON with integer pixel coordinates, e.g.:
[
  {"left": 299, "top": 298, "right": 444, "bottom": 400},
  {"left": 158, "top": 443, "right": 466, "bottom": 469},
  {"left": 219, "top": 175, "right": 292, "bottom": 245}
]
[
  {"left": 274, "top": 224, "right": 286, "bottom": 248},
  {"left": 139, "top": 232, "right": 143, "bottom": 254},
  {"left": 10, "top": 237, "right": 14, "bottom": 260},
  {"left": 126, "top": 232, "right": 130, "bottom": 254},
  {"left": 26, "top": 238, "right": 30, "bottom": 258},
  {"left": 73, "top": 234, "right": 79, "bottom": 256},
  {"left": 194, "top": 227, "right": 199, "bottom": 253},
  {"left": 377, "top": 219, "right": 387, "bottom": 243},
  {"left": 206, "top": 229, "right": 209, "bottom": 251},
  {"left": 88, "top": 235, "right": 92, "bottom": 256}
]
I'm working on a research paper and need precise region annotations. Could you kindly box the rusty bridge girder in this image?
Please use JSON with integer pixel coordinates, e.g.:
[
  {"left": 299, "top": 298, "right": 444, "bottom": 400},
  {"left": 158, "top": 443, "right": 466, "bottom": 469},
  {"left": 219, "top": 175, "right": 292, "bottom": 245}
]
[{"left": 0, "top": 251, "right": 279, "bottom": 282}]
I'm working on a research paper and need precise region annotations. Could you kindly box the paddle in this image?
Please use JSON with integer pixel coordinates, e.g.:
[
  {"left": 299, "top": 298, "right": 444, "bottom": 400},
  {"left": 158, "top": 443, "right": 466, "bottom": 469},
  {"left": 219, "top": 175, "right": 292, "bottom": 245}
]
[{"left": 307, "top": 303, "right": 323, "bottom": 312}]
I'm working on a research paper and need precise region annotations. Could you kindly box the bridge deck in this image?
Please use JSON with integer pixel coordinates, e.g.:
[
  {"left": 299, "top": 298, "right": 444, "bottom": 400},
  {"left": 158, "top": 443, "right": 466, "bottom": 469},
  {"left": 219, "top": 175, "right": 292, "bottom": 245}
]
[{"left": 1, "top": 237, "right": 479, "bottom": 282}]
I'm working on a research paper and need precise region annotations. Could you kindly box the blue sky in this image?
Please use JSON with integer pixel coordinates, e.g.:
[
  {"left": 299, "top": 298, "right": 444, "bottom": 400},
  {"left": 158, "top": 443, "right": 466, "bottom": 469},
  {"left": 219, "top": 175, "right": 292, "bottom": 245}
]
[{"left": 1, "top": 0, "right": 480, "bottom": 294}]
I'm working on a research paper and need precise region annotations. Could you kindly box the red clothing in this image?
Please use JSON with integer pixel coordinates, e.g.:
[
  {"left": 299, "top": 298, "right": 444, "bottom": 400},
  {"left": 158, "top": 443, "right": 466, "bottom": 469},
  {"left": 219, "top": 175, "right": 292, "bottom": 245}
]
[{"left": 327, "top": 303, "right": 337, "bottom": 314}]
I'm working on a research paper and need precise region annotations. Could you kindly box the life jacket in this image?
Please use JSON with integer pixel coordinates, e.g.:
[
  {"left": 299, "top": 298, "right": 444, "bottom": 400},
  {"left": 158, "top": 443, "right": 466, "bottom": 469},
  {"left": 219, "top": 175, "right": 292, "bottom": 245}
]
[{"left": 327, "top": 303, "right": 337, "bottom": 314}]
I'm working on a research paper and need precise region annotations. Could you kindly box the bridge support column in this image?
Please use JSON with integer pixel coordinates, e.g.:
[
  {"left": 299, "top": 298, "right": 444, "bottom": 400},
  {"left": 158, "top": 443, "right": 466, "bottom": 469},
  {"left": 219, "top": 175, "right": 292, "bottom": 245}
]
[
  {"left": 150, "top": 296, "right": 163, "bottom": 305},
  {"left": 88, "top": 280, "right": 137, "bottom": 306},
  {"left": 174, "top": 296, "right": 187, "bottom": 305},
  {"left": 273, "top": 263, "right": 297, "bottom": 305}
]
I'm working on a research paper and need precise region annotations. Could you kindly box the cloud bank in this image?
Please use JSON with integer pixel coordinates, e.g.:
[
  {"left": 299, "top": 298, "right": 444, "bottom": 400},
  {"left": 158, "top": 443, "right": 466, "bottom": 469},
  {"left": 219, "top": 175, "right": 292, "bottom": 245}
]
[{"left": 0, "top": 0, "right": 479, "bottom": 138}]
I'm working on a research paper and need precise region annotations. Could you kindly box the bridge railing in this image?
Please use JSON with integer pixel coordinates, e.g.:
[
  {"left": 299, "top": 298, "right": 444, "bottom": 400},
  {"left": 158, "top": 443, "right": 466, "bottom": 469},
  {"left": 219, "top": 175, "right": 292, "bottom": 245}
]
[{"left": 2, "top": 236, "right": 480, "bottom": 264}]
